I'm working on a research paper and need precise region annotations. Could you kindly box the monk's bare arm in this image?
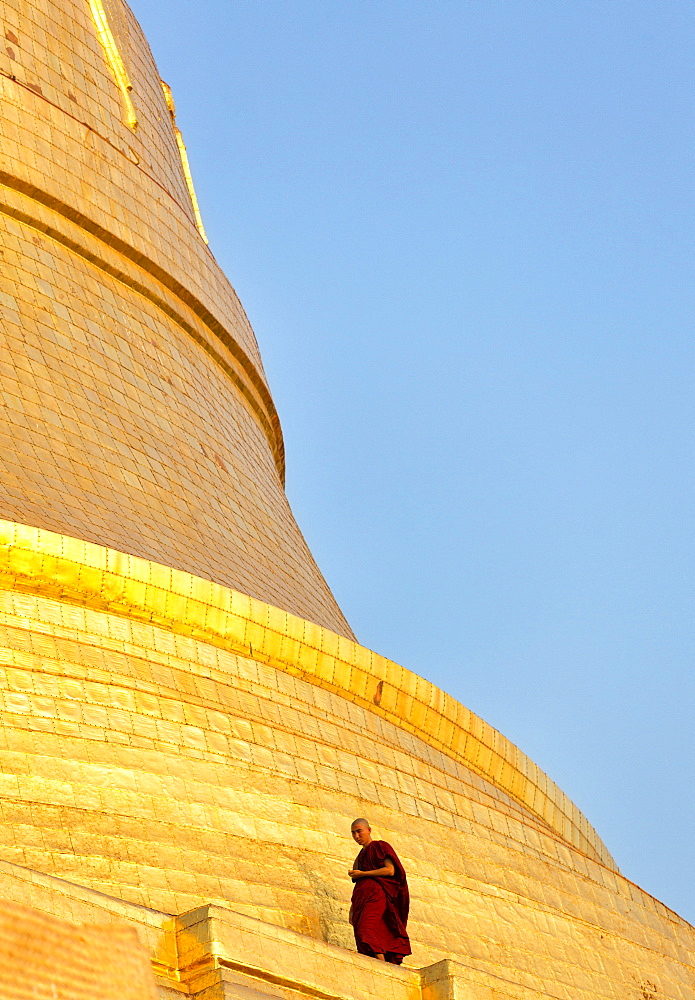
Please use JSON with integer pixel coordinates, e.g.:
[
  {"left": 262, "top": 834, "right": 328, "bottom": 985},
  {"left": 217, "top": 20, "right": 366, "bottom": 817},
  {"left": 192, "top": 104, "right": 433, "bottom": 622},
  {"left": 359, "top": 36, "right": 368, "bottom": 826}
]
[{"left": 348, "top": 859, "right": 395, "bottom": 879}]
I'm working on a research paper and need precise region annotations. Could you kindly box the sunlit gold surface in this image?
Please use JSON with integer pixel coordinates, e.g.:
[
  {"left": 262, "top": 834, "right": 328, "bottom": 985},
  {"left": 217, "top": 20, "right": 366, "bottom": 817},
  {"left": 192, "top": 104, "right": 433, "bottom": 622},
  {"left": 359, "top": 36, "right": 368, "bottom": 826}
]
[
  {"left": 160, "top": 80, "right": 208, "bottom": 244},
  {"left": 0, "top": 520, "right": 693, "bottom": 999},
  {"left": 0, "top": 893, "right": 157, "bottom": 1000},
  {"left": 87, "top": 0, "right": 138, "bottom": 129},
  {"left": 0, "top": 520, "right": 611, "bottom": 865},
  {"left": 1, "top": 1, "right": 694, "bottom": 998},
  {"left": 0, "top": 0, "right": 352, "bottom": 637}
]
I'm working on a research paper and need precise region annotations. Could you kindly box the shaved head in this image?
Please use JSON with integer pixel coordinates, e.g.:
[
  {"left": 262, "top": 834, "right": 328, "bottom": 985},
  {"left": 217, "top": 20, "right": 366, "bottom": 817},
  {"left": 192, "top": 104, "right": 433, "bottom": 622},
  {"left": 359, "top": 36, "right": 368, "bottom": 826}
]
[{"left": 351, "top": 817, "right": 373, "bottom": 847}]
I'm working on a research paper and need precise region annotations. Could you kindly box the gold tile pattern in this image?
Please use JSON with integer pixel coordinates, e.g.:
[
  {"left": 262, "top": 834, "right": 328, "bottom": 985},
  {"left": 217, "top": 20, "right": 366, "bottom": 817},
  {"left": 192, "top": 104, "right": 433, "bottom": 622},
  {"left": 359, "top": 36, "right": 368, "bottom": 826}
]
[
  {"left": 0, "top": 520, "right": 611, "bottom": 865},
  {"left": 87, "top": 0, "right": 138, "bottom": 130},
  {"left": 1, "top": 1, "right": 694, "bottom": 998},
  {"left": 0, "top": 895, "right": 158, "bottom": 1000},
  {"left": 0, "top": 521, "right": 692, "bottom": 999},
  {"left": 0, "top": 0, "right": 352, "bottom": 637}
]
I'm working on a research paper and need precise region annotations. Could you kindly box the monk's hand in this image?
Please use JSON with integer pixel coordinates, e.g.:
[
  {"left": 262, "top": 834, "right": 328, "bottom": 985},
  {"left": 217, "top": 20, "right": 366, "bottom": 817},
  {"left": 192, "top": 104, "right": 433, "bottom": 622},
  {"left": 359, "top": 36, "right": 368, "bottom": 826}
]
[{"left": 348, "top": 869, "right": 361, "bottom": 879}]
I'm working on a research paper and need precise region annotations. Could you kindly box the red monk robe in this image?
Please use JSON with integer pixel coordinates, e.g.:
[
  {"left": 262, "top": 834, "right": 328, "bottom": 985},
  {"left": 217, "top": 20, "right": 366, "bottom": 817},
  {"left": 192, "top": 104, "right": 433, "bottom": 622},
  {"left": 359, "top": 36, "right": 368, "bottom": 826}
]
[{"left": 350, "top": 839, "right": 411, "bottom": 964}]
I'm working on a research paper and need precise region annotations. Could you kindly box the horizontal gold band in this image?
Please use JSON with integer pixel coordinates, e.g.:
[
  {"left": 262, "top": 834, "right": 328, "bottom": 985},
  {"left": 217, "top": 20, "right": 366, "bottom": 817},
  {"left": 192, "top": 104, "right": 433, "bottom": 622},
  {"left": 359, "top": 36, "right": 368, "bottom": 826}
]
[
  {"left": 0, "top": 162, "right": 285, "bottom": 482},
  {"left": 0, "top": 520, "right": 615, "bottom": 869}
]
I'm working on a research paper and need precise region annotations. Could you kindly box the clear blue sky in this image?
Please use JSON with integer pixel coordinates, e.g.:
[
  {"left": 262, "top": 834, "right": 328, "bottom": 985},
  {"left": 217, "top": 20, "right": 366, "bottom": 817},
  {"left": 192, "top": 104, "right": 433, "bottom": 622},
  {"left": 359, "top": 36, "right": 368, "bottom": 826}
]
[{"left": 130, "top": 0, "right": 694, "bottom": 924}]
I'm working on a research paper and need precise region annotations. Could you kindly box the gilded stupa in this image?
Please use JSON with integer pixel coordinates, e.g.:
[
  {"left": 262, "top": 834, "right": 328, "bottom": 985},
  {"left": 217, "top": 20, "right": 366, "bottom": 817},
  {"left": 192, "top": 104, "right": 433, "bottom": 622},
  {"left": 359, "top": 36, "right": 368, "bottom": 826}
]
[{"left": 0, "top": 1, "right": 693, "bottom": 998}]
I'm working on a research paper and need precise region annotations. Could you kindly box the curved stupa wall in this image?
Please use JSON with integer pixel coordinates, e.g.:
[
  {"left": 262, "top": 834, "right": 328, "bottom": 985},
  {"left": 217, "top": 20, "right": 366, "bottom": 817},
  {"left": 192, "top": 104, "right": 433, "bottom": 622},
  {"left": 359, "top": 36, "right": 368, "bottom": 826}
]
[
  {"left": 0, "top": 521, "right": 693, "bottom": 999},
  {"left": 0, "top": 0, "right": 352, "bottom": 638},
  {"left": 1, "top": 3, "right": 694, "bottom": 1000}
]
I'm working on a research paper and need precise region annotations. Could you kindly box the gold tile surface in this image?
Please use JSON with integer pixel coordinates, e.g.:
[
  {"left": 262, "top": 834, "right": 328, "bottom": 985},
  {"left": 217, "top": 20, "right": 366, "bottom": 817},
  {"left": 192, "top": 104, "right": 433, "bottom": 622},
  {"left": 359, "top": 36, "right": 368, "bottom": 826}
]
[
  {"left": 0, "top": 522, "right": 692, "bottom": 998},
  {"left": 0, "top": 895, "right": 158, "bottom": 1000},
  {"left": 0, "top": 519, "right": 611, "bottom": 864},
  {"left": 1, "top": 2, "right": 694, "bottom": 997},
  {"left": 0, "top": 0, "right": 352, "bottom": 637}
]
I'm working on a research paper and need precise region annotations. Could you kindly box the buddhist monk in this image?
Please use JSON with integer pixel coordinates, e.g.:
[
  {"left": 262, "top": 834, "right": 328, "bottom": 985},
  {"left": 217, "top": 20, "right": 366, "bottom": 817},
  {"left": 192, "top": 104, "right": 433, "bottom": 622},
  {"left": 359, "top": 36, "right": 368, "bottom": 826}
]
[{"left": 348, "top": 818, "right": 411, "bottom": 964}]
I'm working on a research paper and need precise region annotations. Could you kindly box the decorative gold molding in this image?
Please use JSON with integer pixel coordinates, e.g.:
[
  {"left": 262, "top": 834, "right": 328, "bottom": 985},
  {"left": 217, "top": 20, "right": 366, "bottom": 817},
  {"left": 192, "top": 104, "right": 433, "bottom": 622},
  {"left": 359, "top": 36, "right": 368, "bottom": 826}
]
[
  {"left": 0, "top": 173, "right": 285, "bottom": 482},
  {"left": 0, "top": 520, "right": 616, "bottom": 870},
  {"left": 162, "top": 80, "right": 208, "bottom": 243},
  {"left": 87, "top": 0, "right": 138, "bottom": 130}
]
